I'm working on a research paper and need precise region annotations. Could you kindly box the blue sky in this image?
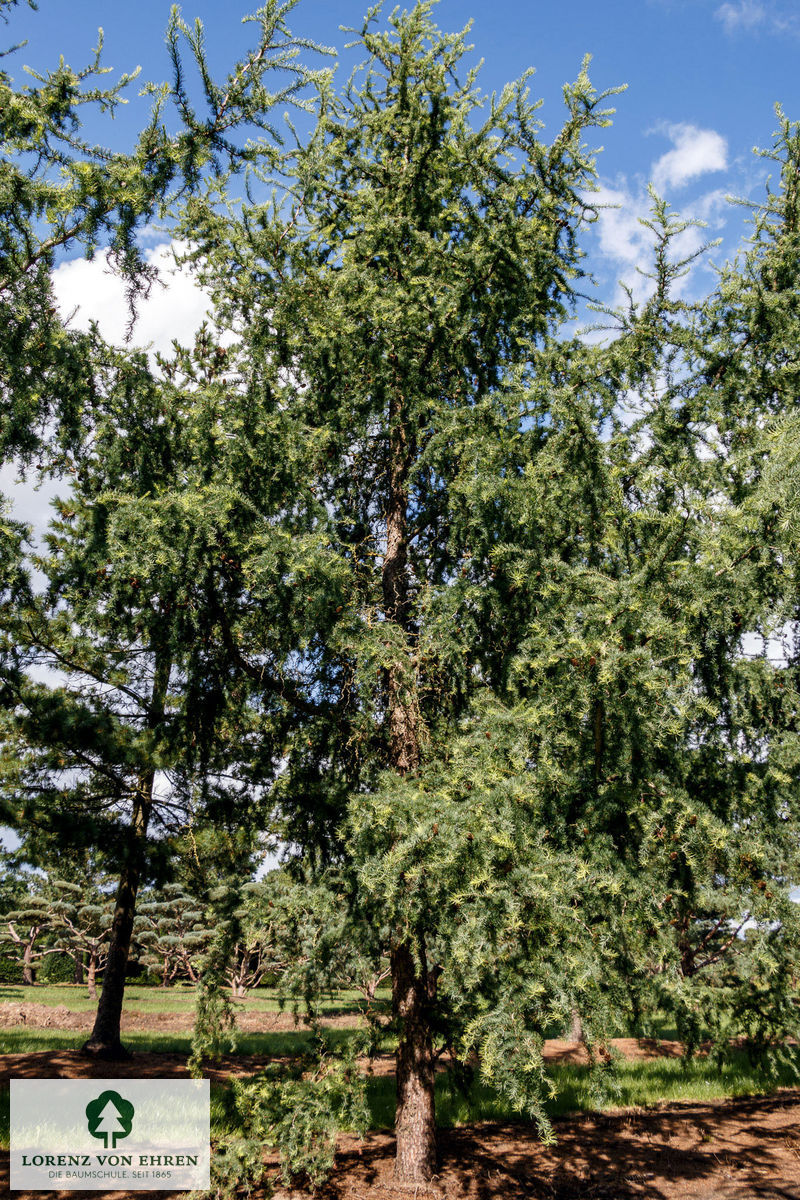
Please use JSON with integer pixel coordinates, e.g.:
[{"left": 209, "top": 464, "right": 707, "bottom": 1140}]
[
  {"left": 6, "top": 0, "right": 800, "bottom": 205},
  {"left": 3, "top": 0, "right": 799, "bottom": 582},
  {"left": 7, "top": 0, "right": 800, "bottom": 157},
  {"left": 4, "top": 0, "right": 800, "bottom": 324},
  {"left": 2, "top": 0, "right": 798, "bottom": 576},
  {"left": 2, "top": 1, "right": 799, "bottom": 890}
]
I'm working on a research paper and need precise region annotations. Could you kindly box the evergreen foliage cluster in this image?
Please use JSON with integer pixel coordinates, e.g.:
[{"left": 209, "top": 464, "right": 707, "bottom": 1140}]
[{"left": 1, "top": 0, "right": 799, "bottom": 1188}]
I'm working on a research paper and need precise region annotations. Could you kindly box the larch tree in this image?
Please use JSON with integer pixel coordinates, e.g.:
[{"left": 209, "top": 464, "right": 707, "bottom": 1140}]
[
  {"left": 666, "top": 111, "right": 800, "bottom": 1049},
  {"left": 184, "top": 6, "right": 800, "bottom": 1182},
  {"left": 4, "top": 0, "right": 798, "bottom": 1183},
  {"left": 181, "top": 3, "right": 626, "bottom": 1181}
]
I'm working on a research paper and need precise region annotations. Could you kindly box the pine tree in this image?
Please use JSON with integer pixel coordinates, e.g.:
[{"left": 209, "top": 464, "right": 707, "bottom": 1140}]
[
  {"left": 46, "top": 880, "right": 115, "bottom": 1000},
  {"left": 136, "top": 883, "right": 209, "bottom": 987},
  {"left": 0, "top": 879, "right": 58, "bottom": 985},
  {"left": 0, "top": 1, "right": 330, "bottom": 1058}
]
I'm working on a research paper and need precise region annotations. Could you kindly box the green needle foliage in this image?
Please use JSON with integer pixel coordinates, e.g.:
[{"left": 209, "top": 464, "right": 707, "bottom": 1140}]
[
  {"left": 179, "top": 2, "right": 636, "bottom": 1182},
  {"left": 44, "top": 879, "right": 115, "bottom": 998},
  {"left": 136, "top": 883, "right": 209, "bottom": 987},
  {"left": 1, "top": 0, "right": 799, "bottom": 1190},
  {"left": 0, "top": 0, "right": 331, "bottom": 1057},
  {"left": 0, "top": 0, "right": 328, "bottom": 466},
  {"left": 179, "top": 6, "right": 800, "bottom": 1185}
]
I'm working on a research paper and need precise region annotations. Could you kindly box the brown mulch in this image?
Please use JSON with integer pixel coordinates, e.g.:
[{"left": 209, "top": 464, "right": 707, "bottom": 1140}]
[
  {"left": 286, "top": 1094, "right": 800, "bottom": 1199},
  {"left": 1, "top": 1009, "right": 799, "bottom": 1199},
  {"left": 0, "top": 1000, "right": 361, "bottom": 1034},
  {"left": 1, "top": 1084, "right": 799, "bottom": 1200}
]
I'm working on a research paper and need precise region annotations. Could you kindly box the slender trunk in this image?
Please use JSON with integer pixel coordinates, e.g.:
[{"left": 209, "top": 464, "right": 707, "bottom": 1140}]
[
  {"left": 569, "top": 1006, "right": 584, "bottom": 1045},
  {"left": 83, "top": 646, "right": 170, "bottom": 1059},
  {"left": 87, "top": 953, "right": 97, "bottom": 1001},
  {"left": 162, "top": 956, "right": 169, "bottom": 988},
  {"left": 22, "top": 939, "right": 35, "bottom": 986},
  {"left": 383, "top": 390, "right": 437, "bottom": 1182},
  {"left": 73, "top": 954, "right": 85, "bottom": 986},
  {"left": 383, "top": 391, "right": 420, "bottom": 775},
  {"left": 82, "top": 809, "right": 147, "bottom": 1057}
]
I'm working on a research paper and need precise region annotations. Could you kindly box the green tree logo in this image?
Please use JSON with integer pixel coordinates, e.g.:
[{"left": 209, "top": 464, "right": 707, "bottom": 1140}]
[{"left": 85, "top": 1090, "right": 135, "bottom": 1149}]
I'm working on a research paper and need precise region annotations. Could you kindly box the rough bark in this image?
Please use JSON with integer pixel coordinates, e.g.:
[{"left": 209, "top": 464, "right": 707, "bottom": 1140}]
[
  {"left": 86, "top": 953, "right": 97, "bottom": 1001},
  {"left": 382, "top": 391, "right": 421, "bottom": 775},
  {"left": 569, "top": 1006, "right": 585, "bottom": 1045},
  {"left": 83, "top": 647, "right": 170, "bottom": 1059},
  {"left": 22, "top": 940, "right": 35, "bottom": 986},
  {"left": 82, "top": 804, "right": 148, "bottom": 1058},
  {"left": 392, "top": 942, "right": 438, "bottom": 1183}
]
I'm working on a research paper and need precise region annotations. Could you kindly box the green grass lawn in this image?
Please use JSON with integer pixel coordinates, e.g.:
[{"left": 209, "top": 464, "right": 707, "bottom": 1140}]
[
  {"left": 1, "top": 988, "right": 796, "bottom": 1157},
  {"left": 0, "top": 1026, "right": 357, "bottom": 1057},
  {"left": 2, "top": 1047, "right": 798, "bottom": 1153},
  {"left": 0, "top": 983, "right": 372, "bottom": 1016}
]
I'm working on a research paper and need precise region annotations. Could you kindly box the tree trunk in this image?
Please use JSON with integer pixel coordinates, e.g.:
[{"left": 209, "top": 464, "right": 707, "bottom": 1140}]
[
  {"left": 569, "top": 1006, "right": 584, "bottom": 1044},
  {"left": 73, "top": 954, "right": 85, "bottom": 986},
  {"left": 22, "top": 939, "right": 35, "bottom": 986},
  {"left": 82, "top": 836, "right": 145, "bottom": 1058},
  {"left": 383, "top": 390, "right": 420, "bottom": 775},
  {"left": 392, "top": 942, "right": 438, "bottom": 1183},
  {"left": 83, "top": 646, "right": 170, "bottom": 1059},
  {"left": 383, "top": 390, "right": 437, "bottom": 1182},
  {"left": 87, "top": 953, "right": 98, "bottom": 1001}
]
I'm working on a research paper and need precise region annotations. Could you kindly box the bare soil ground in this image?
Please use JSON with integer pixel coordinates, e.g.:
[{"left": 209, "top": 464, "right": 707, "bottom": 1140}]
[
  {"left": 0, "top": 1000, "right": 360, "bottom": 1034},
  {"left": 294, "top": 1095, "right": 800, "bottom": 1200},
  {"left": 1, "top": 1003, "right": 798, "bottom": 1200},
  {"left": 1, "top": 1078, "right": 798, "bottom": 1200}
]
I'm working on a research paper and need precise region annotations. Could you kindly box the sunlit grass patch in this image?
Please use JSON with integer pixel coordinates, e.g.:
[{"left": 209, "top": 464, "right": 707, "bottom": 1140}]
[{"left": 361, "top": 1048, "right": 800, "bottom": 1130}]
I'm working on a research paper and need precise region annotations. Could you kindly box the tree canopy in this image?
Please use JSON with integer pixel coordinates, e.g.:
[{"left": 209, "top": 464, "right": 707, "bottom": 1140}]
[{"left": 1, "top": 0, "right": 798, "bottom": 1188}]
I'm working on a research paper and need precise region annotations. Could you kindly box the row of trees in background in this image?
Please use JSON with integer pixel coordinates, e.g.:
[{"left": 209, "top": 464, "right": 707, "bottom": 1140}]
[
  {"left": 0, "top": 862, "right": 296, "bottom": 997},
  {"left": 0, "top": 855, "right": 401, "bottom": 1005},
  {"left": 1, "top": 0, "right": 799, "bottom": 1187}
]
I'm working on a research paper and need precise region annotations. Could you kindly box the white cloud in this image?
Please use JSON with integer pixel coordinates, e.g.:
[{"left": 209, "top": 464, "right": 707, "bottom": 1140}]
[
  {"left": 592, "top": 185, "right": 653, "bottom": 266},
  {"left": 690, "top": 188, "right": 729, "bottom": 222},
  {"left": 591, "top": 183, "right": 706, "bottom": 274},
  {"left": 715, "top": 1, "right": 766, "bottom": 32},
  {"left": 714, "top": 0, "right": 800, "bottom": 35},
  {"left": 652, "top": 124, "right": 728, "bottom": 192},
  {"left": 51, "top": 241, "right": 213, "bottom": 358},
  {"left": 587, "top": 174, "right": 730, "bottom": 321},
  {"left": 0, "top": 462, "right": 61, "bottom": 536},
  {"left": 1, "top": 241, "right": 223, "bottom": 569}
]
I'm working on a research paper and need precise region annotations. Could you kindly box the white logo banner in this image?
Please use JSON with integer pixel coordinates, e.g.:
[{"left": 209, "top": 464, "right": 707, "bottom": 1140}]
[{"left": 11, "top": 1079, "right": 210, "bottom": 1191}]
